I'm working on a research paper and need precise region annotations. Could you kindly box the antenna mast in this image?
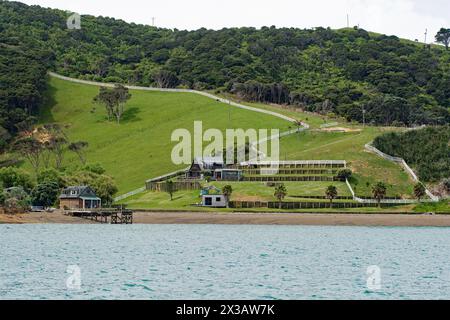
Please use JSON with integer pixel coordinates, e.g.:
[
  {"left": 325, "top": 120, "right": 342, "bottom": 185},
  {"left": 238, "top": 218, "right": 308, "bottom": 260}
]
[
  {"left": 152, "top": 17, "right": 156, "bottom": 27},
  {"left": 424, "top": 28, "right": 428, "bottom": 44}
]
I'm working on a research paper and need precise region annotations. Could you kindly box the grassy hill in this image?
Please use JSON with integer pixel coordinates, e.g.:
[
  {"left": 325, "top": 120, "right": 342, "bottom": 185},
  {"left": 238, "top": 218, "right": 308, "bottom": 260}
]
[
  {"left": 34, "top": 75, "right": 419, "bottom": 204},
  {"left": 38, "top": 76, "right": 290, "bottom": 192}
]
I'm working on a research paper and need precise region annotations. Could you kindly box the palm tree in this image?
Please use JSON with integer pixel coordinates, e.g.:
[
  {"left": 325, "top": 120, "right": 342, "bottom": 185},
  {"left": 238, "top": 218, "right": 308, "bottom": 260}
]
[
  {"left": 166, "top": 180, "right": 175, "bottom": 201},
  {"left": 325, "top": 185, "right": 338, "bottom": 208},
  {"left": 414, "top": 183, "right": 426, "bottom": 202},
  {"left": 372, "top": 182, "right": 387, "bottom": 207},
  {"left": 222, "top": 185, "right": 233, "bottom": 208},
  {"left": 274, "top": 184, "right": 287, "bottom": 209}
]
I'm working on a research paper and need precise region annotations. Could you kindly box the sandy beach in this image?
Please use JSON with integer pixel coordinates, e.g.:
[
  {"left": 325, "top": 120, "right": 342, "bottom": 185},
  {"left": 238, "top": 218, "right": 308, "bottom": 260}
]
[{"left": 1, "top": 211, "right": 450, "bottom": 227}]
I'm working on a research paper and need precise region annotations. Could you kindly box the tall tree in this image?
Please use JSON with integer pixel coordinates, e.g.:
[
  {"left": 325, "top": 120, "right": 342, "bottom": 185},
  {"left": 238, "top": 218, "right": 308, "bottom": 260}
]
[
  {"left": 165, "top": 180, "right": 175, "bottom": 201},
  {"left": 372, "top": 182, "right": 387, "bottom": 207},
  {"left": 222, "top": 185, "right": 233, "bottom": 208},
  {"left": 274, "top": 184, "right": 287, "bottom": 209},
  {"left": 93, "top": 85, "right": 131, "bottom": 124},
  {"left": 68, "top": 141, "right": 89, "bottom": 165},
  {"left": 31, "top": 181, "right": 60, "bottom": 209},
  {"left": 93, "top": 87, "right": 115, "bottom": 121},
  {"left": 14, "top": 137, "right": 43, "bottom": 174},
  {"left": 113, "top": 84, "right": 132, "bottom": 124},
  {"left": 435, "top": 28, "right": 450, "bottom": 50},
  {"left": 325, "top": 185, "right": 338, "bottom": 207},
  {"left": 43, "top": 124, "right": 68, "bottom": 169}
]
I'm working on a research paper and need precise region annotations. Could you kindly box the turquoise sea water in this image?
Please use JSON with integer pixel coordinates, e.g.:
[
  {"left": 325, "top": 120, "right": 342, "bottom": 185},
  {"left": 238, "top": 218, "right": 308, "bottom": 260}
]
[{"left": 0, "top": 224, "right": 450, "bottom": 300}]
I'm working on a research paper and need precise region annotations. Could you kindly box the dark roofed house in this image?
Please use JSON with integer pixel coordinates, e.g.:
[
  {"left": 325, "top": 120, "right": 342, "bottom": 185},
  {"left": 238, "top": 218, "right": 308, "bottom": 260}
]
[
  {"left": 187, "top": 156, "right": 224, "bottom": 179},
  {"left": 59, "top": 186, "right": 101, "bottom": 210}
]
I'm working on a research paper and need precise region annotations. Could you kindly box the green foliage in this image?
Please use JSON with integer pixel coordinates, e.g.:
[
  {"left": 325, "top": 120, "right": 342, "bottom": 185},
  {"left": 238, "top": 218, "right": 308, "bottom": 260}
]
[
  {"left": 414, "top": 200, "right": 450, "bottom": 213},
  {"left": 373, "top": 126, "right": 450, "bottom": 182},
  {"left": 372, "top": 182, "right": 387, "bottom": 205},
  {"left": 274, "top": 184, "right": 287, "bottom": 202},
  {"left": 337, "top": 169, "right": 352, "bottom": 180},
  {"left": 2, "top": 186, "right": 31, "bottom": 213},
  {"left": 165, "top": 180, "right": 175, "bottom": 201},
  {"left": 31, "top": 181, "right": 59, "bottom": 208},
  {"left": 325, "top": 185, "right": 338, "bottom": 203},
  {"left": 435, "top": 28, "right": 450, "bottom": 50},
  {"left": 0, "top": 167, "right": 34, "bottom": 192},
  {"left": 68, "top": 141, "right": 89, "bottom": 165},
  {"left": 83, "top": 163, "right": 106, "bottom": 175},
  {"left": 37, "top": 168, "right": 65, "bottom": 187},
  {"left": 0, "top": 1, "right": 448, "bottom": 130},
  {"left": 0, "top": 126, "right": 11, "bottom": 151},
  {"left": 222, "top": 185, "right": 233, "bottom": 207},
  {"left": 0, "top": 188, "right": 5, "bottom": 206},
  {"left": 93, "top": 85, "right": 132, "bottom": 123}
]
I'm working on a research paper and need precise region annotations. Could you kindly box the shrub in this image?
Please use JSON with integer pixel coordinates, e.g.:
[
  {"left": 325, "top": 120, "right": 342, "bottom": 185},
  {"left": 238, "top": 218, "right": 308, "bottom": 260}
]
[
  {"left": 37, "top": 168, "right": 65, "bottom": 188},
  {"left": 0, "top": 167, "right": 34, "bottom": 192},
  {"left": 2, "top": 187, "right": 31, "bottom": 213},
  {"left": 31, "top": 181, "right": 60, "bottom": 208},
  {"left": 337, "top": 169, "right": 353, "bottom": 180}
]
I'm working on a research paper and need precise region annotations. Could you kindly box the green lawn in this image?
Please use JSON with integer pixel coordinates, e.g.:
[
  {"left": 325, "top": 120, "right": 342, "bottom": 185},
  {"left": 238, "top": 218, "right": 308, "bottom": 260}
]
[{"left": 38, "top": 77, "right": 289, "bottom": 193}]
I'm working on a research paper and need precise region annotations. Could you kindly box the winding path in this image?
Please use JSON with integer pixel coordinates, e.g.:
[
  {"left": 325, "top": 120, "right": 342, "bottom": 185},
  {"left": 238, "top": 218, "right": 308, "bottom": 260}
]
[{"left": 48, "top": 72, "right": 300, "bottom": 124}]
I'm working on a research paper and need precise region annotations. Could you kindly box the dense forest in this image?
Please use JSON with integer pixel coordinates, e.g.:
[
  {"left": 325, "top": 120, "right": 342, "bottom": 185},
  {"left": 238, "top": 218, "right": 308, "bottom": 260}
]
[
  {"left": 0, "top": 0, "right": 450, "bottom": 147},
  {"left": 373, "top": 126, "right": 450, "bottom": 183}
]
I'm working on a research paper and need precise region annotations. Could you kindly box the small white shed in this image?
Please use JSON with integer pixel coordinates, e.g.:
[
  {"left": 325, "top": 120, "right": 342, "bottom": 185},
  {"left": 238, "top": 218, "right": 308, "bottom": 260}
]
[{"left": 202, "top": 194, "right": 227, "bottom": 208}]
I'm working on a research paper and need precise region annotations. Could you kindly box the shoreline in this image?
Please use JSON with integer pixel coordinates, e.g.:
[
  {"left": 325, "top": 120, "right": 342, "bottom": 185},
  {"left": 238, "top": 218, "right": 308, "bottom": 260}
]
[{"left": 2, "top": 211, "right": 450, "bottom": 227}]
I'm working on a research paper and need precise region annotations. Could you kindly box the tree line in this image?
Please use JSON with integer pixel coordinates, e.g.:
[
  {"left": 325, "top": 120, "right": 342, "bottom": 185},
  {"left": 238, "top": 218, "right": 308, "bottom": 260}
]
[
  {"left": 0, "top": 1, "right": 449, "bottom": 138},
  {"left": 373, "top": 126, "right": 450, "bottom": 183}
]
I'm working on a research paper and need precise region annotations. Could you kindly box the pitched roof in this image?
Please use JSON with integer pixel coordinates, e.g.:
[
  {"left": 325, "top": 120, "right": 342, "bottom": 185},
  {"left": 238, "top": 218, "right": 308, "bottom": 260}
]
[
  {"left": 193, "top": 156, "right": 224, "bottom": 170},
  {"left": 60, "top": 186, "right": 100, "bottom": 200}
]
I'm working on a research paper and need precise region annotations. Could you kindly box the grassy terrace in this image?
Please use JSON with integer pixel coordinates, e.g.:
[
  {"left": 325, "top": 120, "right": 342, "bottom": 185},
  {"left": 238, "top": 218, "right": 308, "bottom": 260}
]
[
  {"left": 124, "top": 180, "right": 355, "bottom": 210},
  {"left": 278, "top": 128, "right": 413, "bottom": 198},
  {"left": 215, "top": 94, "right": 415, "bottom": 198}
]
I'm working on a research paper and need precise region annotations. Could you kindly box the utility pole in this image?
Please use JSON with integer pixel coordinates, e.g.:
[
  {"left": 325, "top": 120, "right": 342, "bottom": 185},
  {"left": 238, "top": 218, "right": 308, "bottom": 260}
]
[
  {"left": 152, "top": 17, "right": 156, "bottom": 27},
  {"left": 424, "top": 28, "right": 428, "bottom": 44},
  {"left": 347, "top": 14, "right": 350, "bottom": 28}
]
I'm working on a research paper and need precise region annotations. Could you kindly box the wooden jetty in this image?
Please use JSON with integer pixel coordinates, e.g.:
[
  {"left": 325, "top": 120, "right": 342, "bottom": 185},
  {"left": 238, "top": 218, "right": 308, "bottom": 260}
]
[{"left": 66, "top": 206, "right": 133, "bottom": 224}]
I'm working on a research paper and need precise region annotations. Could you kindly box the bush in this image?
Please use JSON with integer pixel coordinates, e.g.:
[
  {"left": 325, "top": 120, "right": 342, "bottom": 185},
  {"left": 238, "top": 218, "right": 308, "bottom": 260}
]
[
  {"left": 0, "top": 167, "right": 34, "bottom": 192},
  {"left": 83, "top": 163, "right": 106, "bottom": 175},
  {"left": 31, "top": 181, "right": 60, "bottom": 208},
  {"left": 0, "top": 189, "right": 5, "bottom": 206},
  {"left": 37, "top": 168, "right": 65, "bottom": 188},
  {"left": 337, "top": 169, "right": 353, "bottom": 180},
  {"left": 2, "top": 187, "right": 31, "bottom": 213}
]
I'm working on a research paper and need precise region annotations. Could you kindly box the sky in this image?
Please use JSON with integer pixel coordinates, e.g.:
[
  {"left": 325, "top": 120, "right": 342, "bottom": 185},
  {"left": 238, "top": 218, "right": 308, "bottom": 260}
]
[{"left": 17, "top": 0, "right": 450, "bottom": 42}]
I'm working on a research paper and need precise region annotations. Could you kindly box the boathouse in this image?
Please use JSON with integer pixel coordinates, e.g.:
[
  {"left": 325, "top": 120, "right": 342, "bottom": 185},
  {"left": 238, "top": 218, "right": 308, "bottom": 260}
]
[{"left": 59, "top": 186, "right": 101, "bottom": 210}]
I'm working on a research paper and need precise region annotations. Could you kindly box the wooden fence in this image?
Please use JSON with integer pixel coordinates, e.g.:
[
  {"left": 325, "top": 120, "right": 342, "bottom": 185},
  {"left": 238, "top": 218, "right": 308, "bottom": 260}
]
[
  {"left": 229, "top": 201, "right": 400, "bottom": 209},
  {"left": 239, "top": 160, "right": 347, "bottom": 169},
  {"left": 242, "top": 169, "right": 338, "bottom": 175},
  {"left": 147, "top": 180, "right": 201, "bottom": 192},
  {"left": 242, "top": 176, "right": 343, "bottom": 182}
]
